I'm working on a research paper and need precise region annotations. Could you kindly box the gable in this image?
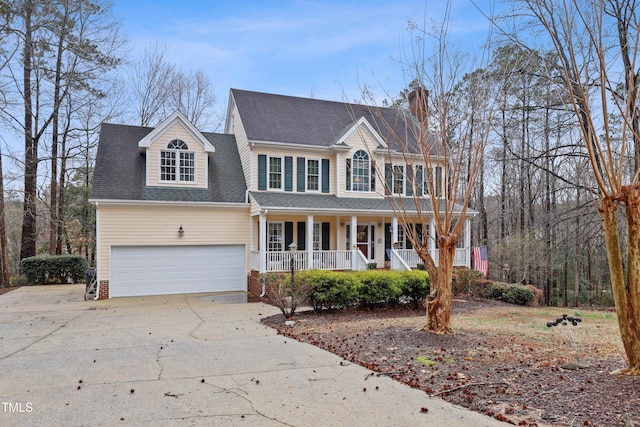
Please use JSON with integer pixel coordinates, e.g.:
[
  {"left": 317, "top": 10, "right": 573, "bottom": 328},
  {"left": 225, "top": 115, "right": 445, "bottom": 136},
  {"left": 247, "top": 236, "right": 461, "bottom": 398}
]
[{"left": 336, "top": 117, "right": 387, "bottom": 151}]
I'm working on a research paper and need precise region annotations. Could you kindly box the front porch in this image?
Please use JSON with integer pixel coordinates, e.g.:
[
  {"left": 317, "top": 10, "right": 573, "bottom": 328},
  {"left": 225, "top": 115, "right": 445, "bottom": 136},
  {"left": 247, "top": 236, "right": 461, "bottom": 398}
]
[
  {"left": 250, "top": 211, "right": 471, "bottom": 273},
  {"left": 251, "top": 247, "right": 470, "bottom": 272}
]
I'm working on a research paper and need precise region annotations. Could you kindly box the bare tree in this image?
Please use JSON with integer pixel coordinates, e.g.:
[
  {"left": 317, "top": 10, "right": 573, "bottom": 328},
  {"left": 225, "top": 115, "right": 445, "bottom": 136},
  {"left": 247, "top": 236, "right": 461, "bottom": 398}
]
[
  {"left": 360, "top": 17, "right": 495, "bottom": 333},
  {"left": 172, "top": 69, "right": 220, "bottom": 129},
  {"left": 514, "top": 0, "right": 640, "bottom": 374},
  {"left": 129, "top": 42, "right": 177, "bottom": 127}
]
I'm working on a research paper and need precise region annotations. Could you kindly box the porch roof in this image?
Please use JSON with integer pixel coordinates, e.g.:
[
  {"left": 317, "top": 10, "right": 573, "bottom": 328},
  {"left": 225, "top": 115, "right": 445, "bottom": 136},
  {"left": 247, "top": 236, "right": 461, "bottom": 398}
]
[{"left": 249, "top": 192, "right": 475, "bottom": 216}]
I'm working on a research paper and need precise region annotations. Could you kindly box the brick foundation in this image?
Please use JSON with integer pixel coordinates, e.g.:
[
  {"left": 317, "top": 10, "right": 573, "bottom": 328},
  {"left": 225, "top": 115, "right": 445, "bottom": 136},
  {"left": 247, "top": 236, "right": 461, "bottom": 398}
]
[
  {"left": 248, "top": 270, "right": 262, "bottom": 297},
  {"left": 98, "top": 280, "right": 109, "bottom": 300}
]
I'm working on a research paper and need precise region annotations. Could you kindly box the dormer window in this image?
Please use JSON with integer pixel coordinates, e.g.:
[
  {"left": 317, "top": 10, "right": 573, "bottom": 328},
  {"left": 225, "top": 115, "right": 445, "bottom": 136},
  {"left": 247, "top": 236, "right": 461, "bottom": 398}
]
[{"left": 160, "top": 139, "right": 195, "bottom": 182}]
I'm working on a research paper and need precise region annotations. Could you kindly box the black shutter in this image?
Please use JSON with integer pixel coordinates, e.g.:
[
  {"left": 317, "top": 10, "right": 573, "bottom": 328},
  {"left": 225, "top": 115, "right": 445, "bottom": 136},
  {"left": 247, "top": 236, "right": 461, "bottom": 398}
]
[
  {"left": 406, "top": 224, "right": 413, "bottom": 249},
  {"left": 346, "top": 158, "right": 351, "bottom": 191},
  {"left": 384, "top": 163, "right": 392, "bottom": 195},
  {"left": 297, "top": 222, "right": 306, "bottom": 250},
  {"left": 416, "top": 166, "right": 424, "bottom": 195},
  {"left": 284, "top": 156, "right": 293, "bottom": 191},
  {"left": 322, "top": 159, "right": 330, "bottom": 193},
  {"left": 258, "top": 155, "right": 267, "bottom": 190},
  {"left": 370, "top": 160, "right": 376, "bottom": 191},
  {"left": 322, "top": 222, "right": 330, "bottom": 250},
  {"left": 405, "top": 164, "right": 413, "bottom": 196},
  {"left": 297, "top": 157, "right": 306, "bottom": 192},
  {"left": 285, "top": 222, "right": 294, "bottom": 249}
]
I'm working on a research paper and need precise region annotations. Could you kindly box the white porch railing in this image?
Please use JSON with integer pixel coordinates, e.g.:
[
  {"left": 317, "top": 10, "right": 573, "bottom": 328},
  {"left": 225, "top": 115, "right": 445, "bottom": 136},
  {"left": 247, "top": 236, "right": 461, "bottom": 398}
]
[
  {"left": 251, "top": 247, "right": 470, "bottom": 273},
  {"left": 390, "top": 249, "right": 411, "bottom": 271},
  {"left": 312, "top": 250, "right": 352, "bottom": 270},
  {"left": 394, "top": 248, "right": 469, "bottom": 269},
  {"left": 353, "top": 250, "right": 369, "bottom": 271}
]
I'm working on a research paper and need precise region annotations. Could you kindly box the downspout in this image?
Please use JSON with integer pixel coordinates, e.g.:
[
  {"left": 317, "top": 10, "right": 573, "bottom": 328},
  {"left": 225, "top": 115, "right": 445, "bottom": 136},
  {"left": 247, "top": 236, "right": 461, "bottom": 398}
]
[
  {"left": 260, "top": 276, "right": 266, "bottom": 297},
  {"left": 93, "top": 202, "right": 100, "bottom": 300}
]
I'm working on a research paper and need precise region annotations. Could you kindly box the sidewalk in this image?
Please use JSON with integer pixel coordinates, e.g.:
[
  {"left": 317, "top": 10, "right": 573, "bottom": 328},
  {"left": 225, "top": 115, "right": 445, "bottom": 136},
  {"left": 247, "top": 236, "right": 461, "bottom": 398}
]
[{"left": 0, "top": 285, "right": 507, "bottom": 426}]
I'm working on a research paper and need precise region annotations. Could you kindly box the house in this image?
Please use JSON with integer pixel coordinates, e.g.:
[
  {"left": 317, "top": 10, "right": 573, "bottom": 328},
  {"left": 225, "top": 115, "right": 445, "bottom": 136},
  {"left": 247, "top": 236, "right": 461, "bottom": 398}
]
[{"left": 90, "top": 88, "right": 473, "bottom": 299}]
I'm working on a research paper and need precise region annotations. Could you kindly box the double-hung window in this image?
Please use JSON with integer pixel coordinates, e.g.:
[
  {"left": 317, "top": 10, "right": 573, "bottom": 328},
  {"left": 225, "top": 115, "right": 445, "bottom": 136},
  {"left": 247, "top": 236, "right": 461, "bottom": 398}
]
[
  {"left": 313, "top": 223, "right": 321, "bottom": 251},
  {"left": 393, "top": 165, "right": 404, "bottom": 194},
  {"left": 307, "top": 159, "right": 320, "bottom": 192},
  {"left": 267, "top": 222, "right": 284, "bottom": 251},
  {"left": 269, "top": 156, "right": 283, "bottom": 190},
  {"left": 160, "top": 139, "right": 194, "bottom": 182}
]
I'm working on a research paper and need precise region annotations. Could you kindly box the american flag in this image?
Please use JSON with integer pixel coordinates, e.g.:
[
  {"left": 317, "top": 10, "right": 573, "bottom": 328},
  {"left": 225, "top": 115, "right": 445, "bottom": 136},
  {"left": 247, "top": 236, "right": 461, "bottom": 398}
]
[{"left": 473, "top": 246, "right": 488, "bottom": 277}]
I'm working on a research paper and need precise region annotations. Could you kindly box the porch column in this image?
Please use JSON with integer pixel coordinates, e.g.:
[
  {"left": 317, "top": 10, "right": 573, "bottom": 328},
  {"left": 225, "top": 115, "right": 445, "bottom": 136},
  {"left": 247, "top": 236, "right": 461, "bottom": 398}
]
[
  {"left": 336, "top": 216, "right": 342, "bottom": 252},
  {"left": 350, "top": 216, "right": 357, "bottom": 264},
  {"left": 259, "top": 211, "right": 267, "bottom": 272},
  {"left": 430, "top": 217, "right": 437, "bottom": 263},
  {"left": 391, "top": 217, "right": 398, "bottom": 246},
  {"left": 307, "top": 214, "right": 314, "bottom": 269},
  {"left": 465, "top": 217, "right": 471, "bottom": 268}
]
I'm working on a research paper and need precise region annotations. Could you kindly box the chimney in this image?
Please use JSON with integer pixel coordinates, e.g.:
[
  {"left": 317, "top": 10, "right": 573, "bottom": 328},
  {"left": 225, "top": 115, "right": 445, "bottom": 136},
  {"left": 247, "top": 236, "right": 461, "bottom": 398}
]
[{"left": 408, "top": 87, "right": 429, "bottom": 124}]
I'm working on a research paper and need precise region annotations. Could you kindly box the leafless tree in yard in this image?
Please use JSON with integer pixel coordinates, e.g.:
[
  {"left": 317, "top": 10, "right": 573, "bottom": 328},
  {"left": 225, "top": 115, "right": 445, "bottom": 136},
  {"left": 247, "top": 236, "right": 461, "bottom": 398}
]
[{"left": 510, "top": 0, "right": 640, "bottom": 374}]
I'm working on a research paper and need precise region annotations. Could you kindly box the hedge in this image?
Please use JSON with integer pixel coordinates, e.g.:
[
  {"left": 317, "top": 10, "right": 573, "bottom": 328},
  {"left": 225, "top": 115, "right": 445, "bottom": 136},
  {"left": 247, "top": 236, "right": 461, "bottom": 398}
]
[
  {"left": 263, "top": 269, "right": 430, "bottom": 312},
  {"left": 21, "top": 255, "right": 88, "bottom": 285},
  {"left": 486, "top": 282, "right": 541, "bottom": 306}
]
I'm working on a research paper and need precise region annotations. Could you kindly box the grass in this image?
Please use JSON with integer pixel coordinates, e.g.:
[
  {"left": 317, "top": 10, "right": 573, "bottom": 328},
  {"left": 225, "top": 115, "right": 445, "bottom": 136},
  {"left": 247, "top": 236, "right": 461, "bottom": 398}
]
[{"left": 453, "top": 304, "right": 624, "bottom": 358}]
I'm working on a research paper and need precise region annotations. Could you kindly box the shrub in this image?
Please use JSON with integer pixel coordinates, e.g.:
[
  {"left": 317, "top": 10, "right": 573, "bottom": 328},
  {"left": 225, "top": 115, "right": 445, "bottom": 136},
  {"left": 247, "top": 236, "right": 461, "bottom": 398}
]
[
  {"left": 486, "top": 281, "right": 538, "bottom": 306},
  {"left": 399, "top": 270, "right": 430, "bottom": 308},
  {"left": 452, "top": 268, "right": 483, "bottom": 295},
  {"left": 21, "top": 255, "right": 88, "bottom": 285},
  {"left": 355, "top": 270, "right": 402, "bottom": 308},
  {"left": 469, "top": 279, "right": 493, "bottom": 298},
  {"left": 261, "top": 272, "right": 313, "bottom": 318},
  {"left": 304, "top": 270, "right": 358, "bottom": 312}
]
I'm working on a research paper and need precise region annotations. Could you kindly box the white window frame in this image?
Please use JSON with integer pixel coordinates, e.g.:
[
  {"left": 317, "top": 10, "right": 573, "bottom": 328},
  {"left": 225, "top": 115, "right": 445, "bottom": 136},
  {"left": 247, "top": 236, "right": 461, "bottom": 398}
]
[
  {"left": 393, "top": 164, "right": 404, "bottom": 194},
  {"left": 267, "top": 222, "right": 284, "bottom": 252},
  {"left": 268, "top": 156, "right": 284, "bottom": 190},
  {"left": 159, "top": 139, "right": 196, "bottom": 183},
  {"left": 313, "top": 222, "right": 321, "bottom": 251},
  {"left": 307, "top": 158, "right": 321, "bottom": 192},
  {"left": 351, "top": 149, "right": 370, "bottom": 192}
]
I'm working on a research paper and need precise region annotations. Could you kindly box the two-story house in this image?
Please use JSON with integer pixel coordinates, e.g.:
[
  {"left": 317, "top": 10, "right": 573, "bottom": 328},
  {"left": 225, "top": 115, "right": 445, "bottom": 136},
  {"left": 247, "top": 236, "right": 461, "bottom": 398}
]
[{"left": 90, "top": 88, "right": 473, "bottom": 299}]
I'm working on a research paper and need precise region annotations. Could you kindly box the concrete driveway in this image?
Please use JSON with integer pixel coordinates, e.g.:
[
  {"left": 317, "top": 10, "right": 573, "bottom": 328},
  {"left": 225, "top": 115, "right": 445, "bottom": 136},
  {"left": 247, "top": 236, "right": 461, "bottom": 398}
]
[{"left": 0, "top": 285, "right": 506, "bottom": 426}]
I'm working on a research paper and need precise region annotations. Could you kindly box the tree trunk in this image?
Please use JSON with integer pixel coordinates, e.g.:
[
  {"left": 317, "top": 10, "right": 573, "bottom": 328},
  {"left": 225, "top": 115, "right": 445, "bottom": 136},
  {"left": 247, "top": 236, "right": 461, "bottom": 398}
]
[
  {"left": 603, "top": 189, "right": 640, "bottom": 375},
  {"left": 426, "top": 235, "right": 456, "bottom": 334},
  {"left": 0, "top": 144, "right": 9, "bottom": 286},
  {"left": 20, "top": 2, "right": 37, "bottom": 260}
]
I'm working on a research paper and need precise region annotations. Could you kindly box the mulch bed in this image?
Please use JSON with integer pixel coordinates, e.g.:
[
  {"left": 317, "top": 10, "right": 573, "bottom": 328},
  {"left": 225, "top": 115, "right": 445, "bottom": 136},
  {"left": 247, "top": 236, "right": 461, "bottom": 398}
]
[{"left": 262, "top": 298, "right": 639, "bottom": 427}]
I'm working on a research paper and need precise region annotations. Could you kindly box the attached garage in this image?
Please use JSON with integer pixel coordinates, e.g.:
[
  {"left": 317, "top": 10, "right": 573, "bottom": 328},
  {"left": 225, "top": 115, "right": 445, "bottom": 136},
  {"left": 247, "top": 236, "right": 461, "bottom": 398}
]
[{"left": 110, "top": 245, "right": 246, "bottom": 297}]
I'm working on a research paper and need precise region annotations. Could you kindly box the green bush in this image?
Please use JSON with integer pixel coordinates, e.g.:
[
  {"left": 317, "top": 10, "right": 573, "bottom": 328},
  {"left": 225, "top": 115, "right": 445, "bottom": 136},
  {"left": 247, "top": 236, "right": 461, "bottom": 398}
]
[
  {"left": 21, "top": 255, "right": 88, "bottom": 285},
  {"left": 303, "top": 270, "right": 358, "bottom": 312},
  {"left": 399, "top": 270, "right": 430, "bottom": 308},
  {"left": 486, "top": 282, "right": 538, "bottom": 306},
  {"left": 452, "top": 268, "right": 483, "bottom": 295},
  {"left": 355, "top": 270, "right": 402, "bottom": 308}
]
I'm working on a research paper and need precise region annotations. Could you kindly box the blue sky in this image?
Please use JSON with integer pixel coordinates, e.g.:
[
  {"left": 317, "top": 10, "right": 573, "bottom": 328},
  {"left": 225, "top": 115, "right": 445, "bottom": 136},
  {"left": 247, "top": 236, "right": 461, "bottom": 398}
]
[{"left": 111, "top": 0, "right": 497, "bottom": 106}]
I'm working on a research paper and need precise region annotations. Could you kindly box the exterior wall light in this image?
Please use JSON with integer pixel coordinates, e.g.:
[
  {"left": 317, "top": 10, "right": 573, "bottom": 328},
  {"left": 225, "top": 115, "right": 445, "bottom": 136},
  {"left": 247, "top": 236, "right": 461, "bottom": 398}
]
[{"left": 178, "top": 225, "right": 184, "bottom": 237}]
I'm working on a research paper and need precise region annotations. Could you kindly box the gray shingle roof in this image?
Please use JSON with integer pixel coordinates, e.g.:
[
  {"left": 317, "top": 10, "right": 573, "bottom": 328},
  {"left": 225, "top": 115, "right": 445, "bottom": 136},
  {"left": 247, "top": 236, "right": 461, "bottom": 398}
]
[
  {"left": 91, "top": 123, "right": 247, "bottom": 203},
  {"left": 249, "top": 192, "right": 473, "bottom": 215},
  {"left": 231, "top": 89, "right": 430, "bottom": 153}
]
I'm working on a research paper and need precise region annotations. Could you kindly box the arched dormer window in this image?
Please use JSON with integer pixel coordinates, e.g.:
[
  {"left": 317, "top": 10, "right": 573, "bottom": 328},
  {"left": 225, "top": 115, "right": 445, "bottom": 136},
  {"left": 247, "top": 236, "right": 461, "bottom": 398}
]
[
  {"left": 351, "top": 150, "right": 370, "bottom": 191},
  {"left": 160, "top": 139, "right": 195, "bottom": 182}
]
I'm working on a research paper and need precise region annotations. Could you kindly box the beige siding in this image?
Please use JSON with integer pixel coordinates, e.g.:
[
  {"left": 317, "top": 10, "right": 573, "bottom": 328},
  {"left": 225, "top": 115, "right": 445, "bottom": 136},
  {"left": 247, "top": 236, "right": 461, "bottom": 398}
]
[
  {"left": 252, "top": 147, "right": 336, "bottom": 194},
  {"left": 97, "top": 203, "right": 249, "bottom": 282},
  {"left": 146, "top": 122, "right": 208, "bottom": 188},
  {"left": 230, "top": 103, "right": 252, "bottom": 186}
]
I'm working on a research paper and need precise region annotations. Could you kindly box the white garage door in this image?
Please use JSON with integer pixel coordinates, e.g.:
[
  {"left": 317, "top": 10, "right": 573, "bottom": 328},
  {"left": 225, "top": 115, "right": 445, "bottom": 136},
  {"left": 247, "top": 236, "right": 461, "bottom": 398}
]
[{"left": 110, "top": 245, "right": 246, "bottom": 297}]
